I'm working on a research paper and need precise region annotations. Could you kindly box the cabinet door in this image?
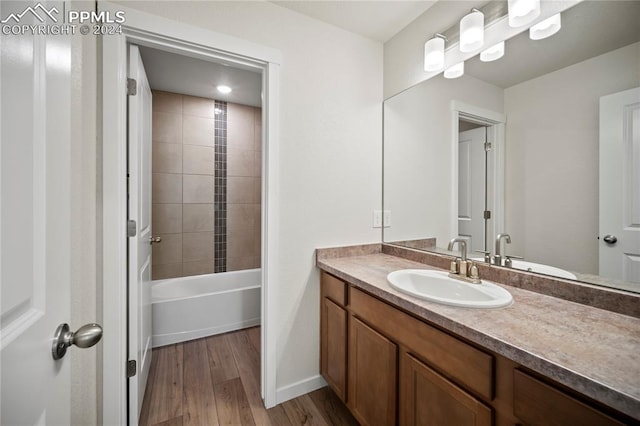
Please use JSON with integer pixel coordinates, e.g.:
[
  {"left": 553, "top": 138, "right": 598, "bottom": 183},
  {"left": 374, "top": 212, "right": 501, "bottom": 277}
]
[
  {"left": 348, "top": 317, "right": 397, "bottom": 426},
  {"left": 321, "top": 297, "right": 347, "bottom": 401},
  {"left": 400, "top": 352, "right": 492, "bottom": 426}
]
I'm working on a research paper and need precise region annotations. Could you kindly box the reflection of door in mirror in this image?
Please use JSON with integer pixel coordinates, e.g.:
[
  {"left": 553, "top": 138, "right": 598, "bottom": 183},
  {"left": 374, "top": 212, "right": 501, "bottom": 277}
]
[
  {"left": 458, "top": 122, "right": 488, "bottom": 253},
  {"left": 599, "top": 87, "right": 640, "bottom": 286}
]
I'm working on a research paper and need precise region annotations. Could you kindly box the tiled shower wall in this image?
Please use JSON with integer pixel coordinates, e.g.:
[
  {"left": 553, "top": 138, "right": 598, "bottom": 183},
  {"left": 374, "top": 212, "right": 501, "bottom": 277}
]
[{"left": 151, "top": 90, "right": 262, "bottom": 280}]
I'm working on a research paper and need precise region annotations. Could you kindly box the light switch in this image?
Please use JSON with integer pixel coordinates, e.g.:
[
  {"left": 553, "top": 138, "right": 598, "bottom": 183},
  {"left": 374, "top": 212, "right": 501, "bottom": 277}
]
[
  {"left": 373, "top": 210, "right": 382, "bottom": 228},
  {"left": 383, "top": 210, "right": 391, "bottom": 228}
]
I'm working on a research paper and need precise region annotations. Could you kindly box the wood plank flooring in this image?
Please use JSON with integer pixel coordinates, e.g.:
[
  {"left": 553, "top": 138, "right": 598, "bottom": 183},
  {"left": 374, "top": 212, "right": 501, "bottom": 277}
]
[{"left": 139, "top": 327, "right": 357, "bottom": 426}]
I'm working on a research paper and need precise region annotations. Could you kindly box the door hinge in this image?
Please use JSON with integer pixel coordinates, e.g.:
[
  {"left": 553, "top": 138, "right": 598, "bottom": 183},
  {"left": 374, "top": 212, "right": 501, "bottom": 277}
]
[
  {"left": 127, "top": 219, "right": 137, "bottom": 237},
  {"left": 484, "top": 142, "right": 492, "bottom": 151},
  {"left": 127, "top": 360, "right": 137, "bottom": 378},
  {"left": 484, "top": 210, "right": 492, "bottom": 219},
  {"left": 127, "top": 78, "right": 137, "bottom": 96}
]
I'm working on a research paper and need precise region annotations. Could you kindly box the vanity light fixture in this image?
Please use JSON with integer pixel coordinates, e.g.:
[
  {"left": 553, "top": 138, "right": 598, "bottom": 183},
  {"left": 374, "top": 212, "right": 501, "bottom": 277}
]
[
  {"left": 529, "top": 13, "right": 562, "bottom": 40},
  {"left": 460, "top": 8, "right": 485, "bottom": 52},
  {"left": 444, "top": 62, "right": 464, "bottom": 79},
  {"left": 216, "top": 85, "right": 232, "bottom": 94},
  {"left": 508, "top": 0, "right": 540, "bottom": 27},
  {"left": 424, "top": 34, "right": 447, "bottom": 72},
  {"left": 480, "top": 41, "right": 505, "bottom": 62}
]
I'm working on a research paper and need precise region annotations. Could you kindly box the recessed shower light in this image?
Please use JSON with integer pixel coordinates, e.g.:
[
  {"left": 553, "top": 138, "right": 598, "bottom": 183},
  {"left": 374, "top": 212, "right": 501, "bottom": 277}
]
[{"left": 217, "top": 85, "right": 232, "bottom": 94}]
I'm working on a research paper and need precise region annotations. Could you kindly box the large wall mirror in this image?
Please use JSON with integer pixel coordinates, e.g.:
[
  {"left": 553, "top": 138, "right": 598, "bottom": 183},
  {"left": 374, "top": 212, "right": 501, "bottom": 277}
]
[{"left": 383, "top": 0, "right": 640, "bottom": 293}]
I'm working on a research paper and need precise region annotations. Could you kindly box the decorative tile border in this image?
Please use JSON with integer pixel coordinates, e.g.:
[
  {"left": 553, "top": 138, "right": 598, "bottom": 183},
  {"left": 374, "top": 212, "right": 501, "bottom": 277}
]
[{"left": 214, "top": 101, "right": 227, "bottom": 273}]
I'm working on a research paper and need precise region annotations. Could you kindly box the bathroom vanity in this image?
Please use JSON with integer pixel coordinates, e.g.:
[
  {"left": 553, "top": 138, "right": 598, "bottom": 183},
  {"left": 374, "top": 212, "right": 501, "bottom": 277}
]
[{"left": 316, "top": 244, "right": 640, "bottom": 426}]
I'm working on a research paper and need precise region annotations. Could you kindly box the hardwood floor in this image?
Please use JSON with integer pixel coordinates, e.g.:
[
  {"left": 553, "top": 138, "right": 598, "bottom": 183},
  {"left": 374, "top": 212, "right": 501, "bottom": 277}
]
[{"left": 139, "top": 327, "right": 357, "bottom": 426}]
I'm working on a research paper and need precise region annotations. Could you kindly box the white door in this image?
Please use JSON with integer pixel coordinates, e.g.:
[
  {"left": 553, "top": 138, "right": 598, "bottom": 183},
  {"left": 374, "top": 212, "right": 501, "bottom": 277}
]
[
  {"left": 458, "top": 127, "right": 487, "bottom": 253},
  {"left": 128, "top": 44, "right": 154, "bottom": 425},
  {"left": 599, "top": 87, "right": 640, "bottom": 285},
  {"left": 1, "top": 1, "right": 72, "bottom": 424}
]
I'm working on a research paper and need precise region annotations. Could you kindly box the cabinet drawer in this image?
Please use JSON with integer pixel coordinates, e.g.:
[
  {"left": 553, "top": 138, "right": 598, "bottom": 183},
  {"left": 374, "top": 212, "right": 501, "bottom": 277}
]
[
  {"left": 321, "top": 272, "right": 347, "bottom": 306},
  {"left": 350, "top": 287, "right": 494, "bottom": 400},
  {"left": 513, "top": 369, "right": 623, "bottom": 426}
]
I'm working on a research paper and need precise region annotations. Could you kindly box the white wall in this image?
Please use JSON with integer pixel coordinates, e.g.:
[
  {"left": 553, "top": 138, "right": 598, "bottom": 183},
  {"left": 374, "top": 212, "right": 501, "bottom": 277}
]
[
  {"left": 114, "top": 0, "right": 383, "bottom": 399},
  {"left": 384, "top": 74, "right": 503, "bottom": 247},
  {"left": 504, "top": 42, "right": 640, "bottom": 274}
]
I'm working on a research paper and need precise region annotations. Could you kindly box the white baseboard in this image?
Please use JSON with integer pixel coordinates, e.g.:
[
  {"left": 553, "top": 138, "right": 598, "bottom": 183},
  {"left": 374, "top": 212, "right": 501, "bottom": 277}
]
[{"left": 276, "top": 375, "right": 328, "bottom": 405}]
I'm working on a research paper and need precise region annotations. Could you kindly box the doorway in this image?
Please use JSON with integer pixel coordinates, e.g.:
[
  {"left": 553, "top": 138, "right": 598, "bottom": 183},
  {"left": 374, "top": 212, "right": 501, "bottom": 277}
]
[
  {"left": 451, "top": 102, "right": 506, "bottom": 257},
  {"left": 101, "top": 4, "right": 281, "bottom": 424}
]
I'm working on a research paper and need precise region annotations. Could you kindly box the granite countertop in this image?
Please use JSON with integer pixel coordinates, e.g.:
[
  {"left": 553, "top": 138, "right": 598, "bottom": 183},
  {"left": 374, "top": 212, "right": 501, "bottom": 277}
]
[{"left": 317, "top": 251, "right": 640, "bottom": 420}]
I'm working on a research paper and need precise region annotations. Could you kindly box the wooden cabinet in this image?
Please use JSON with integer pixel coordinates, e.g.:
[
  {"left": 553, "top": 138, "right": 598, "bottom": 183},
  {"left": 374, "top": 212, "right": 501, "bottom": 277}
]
[
  {"left": 348, "top": 317, "right": 397, "bottom": 425},
  {"left": 320, "top": 298, "right": 347, "bottom": 400},
  {"left": 320, "top": 272, "right": 347, "bottom": 401},
  {"left": 400, "top": 352, "right": 492, "bottom": 426},
  {"left": 513, "top": 369, "right": 624, "bottom": 426},
  {"left": 319, "top": 272, "right": 630, "bottom": 426}
]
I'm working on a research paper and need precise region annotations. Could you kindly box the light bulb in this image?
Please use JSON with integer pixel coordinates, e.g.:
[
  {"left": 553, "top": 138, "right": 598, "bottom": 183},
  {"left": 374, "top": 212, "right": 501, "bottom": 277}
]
[
  {"left": 217, "top": 85, "right": 232, "bottom": 94},
  {"left": 424, "top": 36, "right": 445, "bottom": 72},
  {"left": 480, "top": 41, "right": 505, "bottom": 62},
  {"left": 460, "top": 9, "right": 484, "bottom": 53},
  {"left": 530, "top": 13, "right": 561, "bottom": 40},
  {"left": 508, "top": 0, "right": 540, "bottom": 27},
  {"left": 444, "top": 62, "right": 464, "bottom": 79}
]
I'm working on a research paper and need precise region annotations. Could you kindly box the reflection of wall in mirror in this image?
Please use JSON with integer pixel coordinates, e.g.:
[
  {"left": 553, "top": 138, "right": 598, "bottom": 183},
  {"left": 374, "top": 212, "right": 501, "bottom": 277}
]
[
  {"left": 383, "top": 75, "right": 503, "bottom": 246},
  {"left": 504, "top": 42, "right": 640, "bottom": 275}
]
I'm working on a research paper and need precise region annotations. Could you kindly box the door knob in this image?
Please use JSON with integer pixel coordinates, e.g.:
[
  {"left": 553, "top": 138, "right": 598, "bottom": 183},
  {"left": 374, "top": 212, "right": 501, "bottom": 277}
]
[
  {"left": 52, "top": 323, "right": 103, "bottom": 360},
  {"left": 150, "top": 236, "right": 162, "bottom": 244},
  {"left": 603, "top": 235, "right": 618, "bottom": 244}
]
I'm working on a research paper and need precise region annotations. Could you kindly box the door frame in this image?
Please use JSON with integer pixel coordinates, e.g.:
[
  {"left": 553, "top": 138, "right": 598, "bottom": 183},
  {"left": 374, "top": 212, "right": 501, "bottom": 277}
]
[
  {"left": 450, "top": 101, "right": 506, "bottom": 247},
  {"left": 100, "top": 3, "right": 282, "bottom": 424}
]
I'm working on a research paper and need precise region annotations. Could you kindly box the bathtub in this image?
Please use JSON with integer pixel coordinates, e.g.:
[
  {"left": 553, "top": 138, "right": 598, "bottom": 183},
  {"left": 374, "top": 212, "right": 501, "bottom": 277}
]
[{"left": 151, "top": 269, "right": 261, "bottom": 347}]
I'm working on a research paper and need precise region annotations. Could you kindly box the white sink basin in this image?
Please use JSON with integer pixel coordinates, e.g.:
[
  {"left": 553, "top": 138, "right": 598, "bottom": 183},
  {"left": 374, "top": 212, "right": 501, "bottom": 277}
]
[
  {"left": 387, "top": 269, "right": 513, "bottom": 308},
  {"left": 470, "top": 258, "right": 577, "bottom": 280}
]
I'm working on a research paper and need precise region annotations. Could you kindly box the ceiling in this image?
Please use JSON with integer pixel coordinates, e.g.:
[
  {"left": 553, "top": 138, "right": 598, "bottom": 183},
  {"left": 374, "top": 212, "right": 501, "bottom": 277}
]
[
  {"left": 138, "top": 46, "right": 262, "bottom": 107},
  {"left": 272, "top": 0, "right": 436, "bottom": 42}
]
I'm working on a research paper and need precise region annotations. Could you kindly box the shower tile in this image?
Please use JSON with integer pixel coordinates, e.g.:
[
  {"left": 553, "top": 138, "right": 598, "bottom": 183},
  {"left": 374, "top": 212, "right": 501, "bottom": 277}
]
[
  {"left": 151, "top": 262, "right": 183, "bottom": 280},
  {"left": 183, "top": 116, "right": 215, "bottom": 146},
  {"left": 227, "top": 177, "right": 254, "bottom": 204},
  {"left": 153, "top": 173, "right": 182, "bottom": 204},
  {"left": 183, "top": 232, "right": 215, "bottom": 262},
  {"left": 183, "top": 95, "right": 216, "bottom": 118},
  {"left": 227, "top": 204, "right": 258, "bottom": 233},
  {"left": 227, "top": 104, "right": 254, "bottom": 151},
  {"left": 227, "top": 148, "right": 254, "bottom": 177},
  {"left": 153, "top": 203, "right": 182, "bottom": 234},
  {"left": 253, "top": 178, "right": 261, "bottom": 204},
  {"left": 153, "top": 143, "right": 183, "bottom": 174},
  {"left": 152, "top": 91, "right": 183, "bottom": 115},
  {"left": 152, "top": 233, "right": 182, "bottom": 265},
  {"left": 227, "top": 257, "right": 256, "bottom": 272},
  {"left": 183, "top": 259, "right": 215, "bottom": 277},
  {"left": 183, "top": 204, "right": 215, "bottom": 233},
  {"left": 253, "top": 151, "right": 262, "bottom": 177},
  {"left": 183, "top": 145, "right": 214, "bottom": 175},
  {"left": 227, "top": 229, "right": 258, "bottom": 259},
  {"left": 183, "top": 175, "right": 215, "bottom": 203},
  {"left": 153, "top": 112, "right": 183, "bottom": 144},
  {"left": 254, "top": 107, "right": 262, "bottom": 152}
]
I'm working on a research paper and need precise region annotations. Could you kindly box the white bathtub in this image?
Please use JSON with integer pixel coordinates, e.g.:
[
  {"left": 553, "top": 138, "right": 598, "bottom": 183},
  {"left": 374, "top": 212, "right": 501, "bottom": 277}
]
[{"left": 151, "top": 269, "right": 261, "bottom": 347}]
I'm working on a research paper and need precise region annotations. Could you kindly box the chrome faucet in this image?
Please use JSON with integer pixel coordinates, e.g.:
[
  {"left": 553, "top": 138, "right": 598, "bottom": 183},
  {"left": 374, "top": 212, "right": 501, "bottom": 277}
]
[
  {"left": 447, "top": 238, "right": 467, "bottom": 261},
  {"left": 494, "top": 233, "right": 511, "bottom": 266},
  {"left": 447, "top": 238, "right": 480, "bottom": 284}
]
